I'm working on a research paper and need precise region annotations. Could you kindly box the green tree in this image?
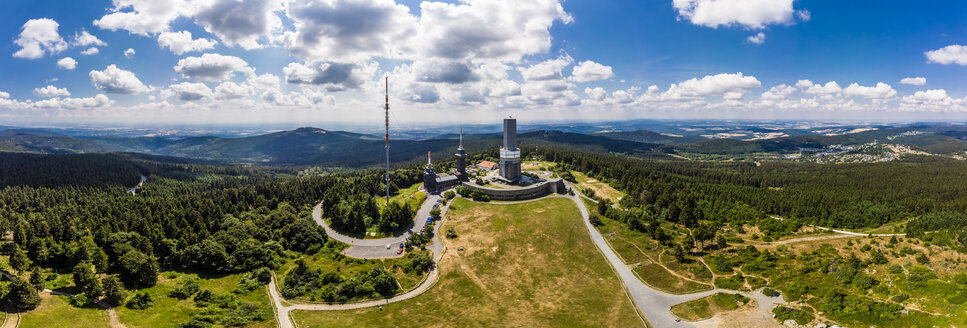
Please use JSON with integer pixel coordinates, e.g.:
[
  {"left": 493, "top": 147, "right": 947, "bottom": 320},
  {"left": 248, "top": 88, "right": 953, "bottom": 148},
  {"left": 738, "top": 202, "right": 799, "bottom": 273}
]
[
  {"left": 118, "top": 250, "right": 158, "bottom": 288},
  {"left": 9, "top": 244, "right": 32, "bottom": 273},
  {"left": 429, "top": 207, "right": 442, "bottom": 219},
  {"left": 28, "top": 266, "right": 45, "bottom": 291},
  {"left": 102, "top": 275, "right": 127, "bottom": 307},
  {"left": 6, "top": 278, "right": 41, "bottom": 310},
  {"left": 72, "top": 262, "right": 102, "bottom": 302},
  {"left": 596, "top": 200, "right": 609, "bottom": 216}
]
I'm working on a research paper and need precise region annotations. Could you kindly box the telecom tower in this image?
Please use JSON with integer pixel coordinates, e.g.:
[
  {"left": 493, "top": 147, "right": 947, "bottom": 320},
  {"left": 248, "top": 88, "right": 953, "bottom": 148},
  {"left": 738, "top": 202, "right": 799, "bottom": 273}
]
[{"left": 384, "top": 76, "right": 390, "bottom": 203}]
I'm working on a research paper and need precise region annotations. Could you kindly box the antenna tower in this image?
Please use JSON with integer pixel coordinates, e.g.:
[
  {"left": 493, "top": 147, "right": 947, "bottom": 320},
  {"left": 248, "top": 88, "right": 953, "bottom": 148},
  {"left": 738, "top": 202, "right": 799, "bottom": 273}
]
[{"left": 384, "top": 76, "right": 390, "bottom": 203}]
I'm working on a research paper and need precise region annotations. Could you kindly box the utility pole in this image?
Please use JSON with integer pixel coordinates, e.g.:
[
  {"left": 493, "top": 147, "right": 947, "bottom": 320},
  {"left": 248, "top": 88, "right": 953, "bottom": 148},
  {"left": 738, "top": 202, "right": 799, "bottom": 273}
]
[{"left": 384, "top": 76, "right": 391, "bottom": 203}]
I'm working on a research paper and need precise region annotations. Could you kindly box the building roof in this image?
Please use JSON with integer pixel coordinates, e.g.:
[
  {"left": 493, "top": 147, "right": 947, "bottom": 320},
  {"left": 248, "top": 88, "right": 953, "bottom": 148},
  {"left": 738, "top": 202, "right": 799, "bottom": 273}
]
[
  {"left": 477, "top": 161, "right": 497, "bottom": 169},
  {"left": 436, "top": 175, "right": 458, "bottom": 182}
]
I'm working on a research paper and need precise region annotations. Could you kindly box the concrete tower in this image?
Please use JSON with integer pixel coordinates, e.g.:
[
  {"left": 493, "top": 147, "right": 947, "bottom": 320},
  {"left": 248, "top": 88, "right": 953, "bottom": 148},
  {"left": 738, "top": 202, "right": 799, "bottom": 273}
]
[
  {"left": 499, "top": 118, "right": 521, "bottom": 182},
  {"left": 455, "top": 128, "right": 467, "bottom": 180},
  {"left": 423, "top": 151, "right": 437, "bottom": 192}
]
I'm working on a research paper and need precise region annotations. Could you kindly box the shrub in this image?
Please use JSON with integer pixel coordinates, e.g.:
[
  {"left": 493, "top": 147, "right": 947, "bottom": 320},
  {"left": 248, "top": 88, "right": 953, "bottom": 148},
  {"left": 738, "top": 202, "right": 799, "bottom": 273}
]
[
  {"left": 445, "top": 228, "right": 457, "bottom": 239},
  {"left": 589, "top": 214, "right": 603, "bottom": 227},
  {"left": 746, "top": 276, "right": 767, "bottom": 290},
  {"left": 773, "top": 306, "right": 813, "bottom": 325},
  {"left": 443, "top": 191, "right": 455, "bottom": 200},
  {"left": 127, "top": 292, "right": 155, "bottom": 309},
  {"left": 762, "top": 287, "right": 780, "bottom": 297},
  {"left": 891, "top": 293, "right": 909, "bottom": 303},
  {"left": 714, "top": 275, "right": 745, "bottom": 291},
  {"left": 169, "top": 278, "right": 200, "bottom": 299},
  {"left": 709, "top": 293, "right": 749, "bottom": 310}
]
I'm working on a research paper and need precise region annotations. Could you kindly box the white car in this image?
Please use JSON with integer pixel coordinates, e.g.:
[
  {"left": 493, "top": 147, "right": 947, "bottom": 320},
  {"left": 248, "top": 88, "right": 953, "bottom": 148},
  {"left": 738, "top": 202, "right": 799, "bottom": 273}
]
[{"left": 386, "top": 244, "right": 391, "bottom": 249}]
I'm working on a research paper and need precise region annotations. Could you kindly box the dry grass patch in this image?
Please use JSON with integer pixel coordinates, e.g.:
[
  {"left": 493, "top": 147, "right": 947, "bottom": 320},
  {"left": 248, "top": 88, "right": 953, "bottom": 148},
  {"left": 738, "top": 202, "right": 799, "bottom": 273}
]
[{"left": 292, "top": 197, "right": 643, "bottom": 327}]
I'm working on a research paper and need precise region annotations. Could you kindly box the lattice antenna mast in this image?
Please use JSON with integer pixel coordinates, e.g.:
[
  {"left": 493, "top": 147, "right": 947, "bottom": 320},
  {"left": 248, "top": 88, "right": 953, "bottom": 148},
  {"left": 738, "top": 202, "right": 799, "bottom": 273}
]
[{"left": 384, "top": 76, "right": 390, "bottom": 203}]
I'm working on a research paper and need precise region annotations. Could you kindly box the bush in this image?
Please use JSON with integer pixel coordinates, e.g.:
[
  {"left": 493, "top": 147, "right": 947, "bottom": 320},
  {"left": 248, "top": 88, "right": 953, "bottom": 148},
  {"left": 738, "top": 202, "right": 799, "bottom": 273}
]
[
  {"left": 470, "top": 190, "right": 490, "bottom": 202},
  {"left": 69, "top": 294, "right": 90, "bottom": 307},
  {"left": 127, "top": 292, "right": 155, "bottom": 309},
  {"left": 6, "top": 278, "right": 41, "bottom": 310},
  {"left": 169, "top": 278, "right": 200, "bottom": 299},
  {"left": 772, "top": 306, "right": 813, "bottom": 325},
  {"left": 746, "top": 276, "right": 767, "bottom": 290},
  {"left": 762, "top": 287, "right": 780, "bottom": 297},
  {"left": 714, "top": 275, "right": 745, "bottom": 291},
  {"left": 443, "top": 191, "right": 455, "bottom": 200},
  {"left": 589, "top": 214, "right": 603, "bottom": 227},
  {"left": 709, "top": 293, "right": 749, "bottom": 309},
  {"left": 445, "top": 228, "right": 457, "bottom": 239},
  {"left": 891, "top": 293, "right": 909, "bottom": 303}
]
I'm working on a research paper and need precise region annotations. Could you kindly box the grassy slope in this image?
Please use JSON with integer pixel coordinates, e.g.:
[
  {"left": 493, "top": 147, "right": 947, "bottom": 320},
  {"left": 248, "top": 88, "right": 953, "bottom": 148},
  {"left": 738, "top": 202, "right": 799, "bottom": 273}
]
[
  {"left": 572, "top": 171, "right": 625, "bottom": 204},
  {"left": 116, "top": 272, "right": 273, "bottom": 328},
  {"left": 19, "top": 293, "right": 110, "bottom": 328},
  {"left": 292, "top": 197, "right": 643, "bottom": 327}
]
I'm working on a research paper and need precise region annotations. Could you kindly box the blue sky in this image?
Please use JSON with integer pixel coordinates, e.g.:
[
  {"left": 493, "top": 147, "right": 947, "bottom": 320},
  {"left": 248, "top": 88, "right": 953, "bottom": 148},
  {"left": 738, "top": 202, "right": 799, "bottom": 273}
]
[{"left": 1, "top": 0, "right": 967, "bottom": 126}]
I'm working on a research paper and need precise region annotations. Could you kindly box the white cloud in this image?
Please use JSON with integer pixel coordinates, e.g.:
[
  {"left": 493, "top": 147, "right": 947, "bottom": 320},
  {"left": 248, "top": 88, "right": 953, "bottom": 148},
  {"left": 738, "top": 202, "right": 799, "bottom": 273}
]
[
  {"left": 214, "top": 81, "right": 254, "bottom": 99},
  {"left": 664, "top": 72, "right": 761, "bottom": 99},
  {"left": 900, "top": 89, "right": 966, "bottom": 111},
  {"left": 283, "top": 61, "right": 375, "bottom": 91},
  {"left": 585, "top": 87, "right": 607, "bottom": 101},
  {"left": 94, "top": 0, "right": 199, "bottom": 36},
  {"left": 13, "top": 18, "right": 68, "bottom": 59},
  {"left": 124, "top": 48, "right": 136, "bottom": 58},
  {"left": 412, "top": 60, "right": 480, "bottom": 84},
  {"left": 487, "top": 80, "right": 522, "bottom": 98},
  {"left": 282, "top": 0, "right": 417, "bottom": 62},
  {"left": 57, "top": 57, "right": 77, "bottom": 70},
  {"left": 747, "top": 32, "right": 765, "bottom": 45},
  {"left": 33, "top": 85, "right": 71, "bottom": 98},
  {"left": 31, "top": 94, "right": 112, "bottom": 109},
  {"left": 760, "top": 84, "right": 795, "bottom": 100},
  {"left": 0, "top": 91, "right": 9, "bottom": 99},
  {"left": 157, "top": 31, "right": 218, "bottom": 55},
  {"left": 899, "top": 77, "right": 926, "bottom": 86},
  {"left": 843, "top": 82, "right": 896, "bottom": 99},
  {"left": 569, "top": 60, "right": 613, "bottom": 82},
  {"left": 89, "top": 64, "right": 149, "bottom": 94},
  {"left": 168, "top": 82, "right": 213, "bottom": 101},
  {"left": 799, "top": 80, "right": 842, "bottom": 95},
  {"left": 925, "top": 45, "right": 967, "bottom": 65},
  {"left": 174, "top": 53, "right": 254, "bottom": 81},
  {"left": 518, "top": 55, "right": 573, "bottom": 81},
  {"left": 611, "top": 87, "right": 639, "bottom": 104},
  {"left": 672, "top": 0, "right": 805, "bottom": 29},
  {"left": 194, "top": 0, "right": 281, "bottom": 50},
  {"left": 72, "top": 31, "right": 107, "bottom": 47},
  {"left": 81, "top": 47, "right": 100, "bottom": 55},
  {"left": 417, "top": 0, "right": 572, "bottom": 62}
]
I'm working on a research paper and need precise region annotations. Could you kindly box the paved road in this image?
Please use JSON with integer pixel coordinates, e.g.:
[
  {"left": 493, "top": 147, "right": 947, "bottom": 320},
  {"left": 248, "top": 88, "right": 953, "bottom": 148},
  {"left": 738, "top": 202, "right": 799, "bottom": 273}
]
[
  {"left": 270, "top": 193, "right": 451, "bottom": 327},
  {"left": 313, "top": 193, "right": 443, "bottom": 258}
]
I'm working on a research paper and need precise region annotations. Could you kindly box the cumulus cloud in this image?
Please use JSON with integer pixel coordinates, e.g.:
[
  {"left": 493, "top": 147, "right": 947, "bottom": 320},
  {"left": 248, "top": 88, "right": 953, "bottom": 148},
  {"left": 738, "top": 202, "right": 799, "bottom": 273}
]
[
  {"left": 664, "top": 72, "right": 761, "bottom": 99},
  {"left": 0, "top": 91, "right": 9, "bottom": 99},
  {"left": 33, "top": 85, "right": 71, "bottom": 98},
  {"left": 798, "top": 80, "right": 842, "bottom": 95},
  {"left": 843, "top": 82, "right": 896, "bottom": 99},
  {"left": 585, "top": 87, "right": 607, "bottom": 101},
  {"left": 926, "top": 45, "right": 967, "bottom": 65},
  {"left": 174, "top": 53, "right": 253, "bottom": 81},
  {"left": 417, "top": 0, "right": 572, "bottom": 62},
  {"left": 747, "top": 32, "right": 765, "bottom": 45},
  {"left": 399, "top": 83, "right": 440, "bottom": 103},
  {"left": 672, "top": 0, "right": 806, "bottom": 29},
  {"left": 899, "top": 77, "right": 926, "bottom": 86},
  {"left": 569, "top": 60, "right": 613, "bottom": 82},
  {"left": 518, "top": 55, "right": 573, "bottom": 81},
  {"left": 72, "top": 31, "right": 107, "bottom": 47},
  {"left": 124, "top": 48, "right": 136, "bottom": 58},
  {"left": 282, "top": 61, "right": 375, "bottom": 91},
  {"left": 168, "top": 82, "right": 213, "bottom": 101},
  {"left": 13, "top": 18, "right": 68, "bottom": 59},
  {"left": 158, "top": 31, "right": 218, "bottom": 55},
  {"left": 94, "top": 0, "right": 197, "bottom": 35},
  {"left": 900, "top": 89, "right": 965, "bottom": 111},
  {"left": 283, "top": 0, "right": 417, "bottom": 62},
  {"left": 31, "top": 94, "right": 112, "bottom": 109},
  {"left": 412, "top": 60, "right": 480, "bottom": 84},
  {"left": 81, "top": 47, "right": 100, "bottom": 55},
  {"left": 89, "top": 64, "right": 149, "bottom": 94},
  {"left": 194, "top": 0, "right": 280, "bottom": 49},
  {"left": 486, "top": 79, "right": 522, "bottom": 98},
  {"left": 214, "top": 81, "right": 254, "bottom": 99},
  {"left": 760, "top": 84, "right": 795, "bottom": 100},
  {"left": 57, "top": 57, "right": 77, "bottom": 70}
]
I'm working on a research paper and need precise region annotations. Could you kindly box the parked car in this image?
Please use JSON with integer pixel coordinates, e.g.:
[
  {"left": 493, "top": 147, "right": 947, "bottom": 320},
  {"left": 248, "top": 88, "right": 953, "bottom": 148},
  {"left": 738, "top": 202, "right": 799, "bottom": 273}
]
[
  {"left": 396, "top": 248, "right": 403, "bottom": 255},
  {"left": 399, "top": 243, "right": 404, "bottom": 249},
  {"left": 386, "top": 244, "right": 391, "bottom": 249}
]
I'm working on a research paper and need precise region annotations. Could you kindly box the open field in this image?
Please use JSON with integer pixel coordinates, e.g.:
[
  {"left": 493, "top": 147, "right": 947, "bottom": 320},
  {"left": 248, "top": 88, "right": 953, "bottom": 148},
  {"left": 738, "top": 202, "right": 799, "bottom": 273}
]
[
  {"left": 117, "top": 271, "right": 273, "bottom": 328},
  {"left": 19, "top": 292, "right": 110, "bottom": 328},
  {"left": 375, "top": 182, "right": 426, "bottom": 210},
  {"left": 292, "top": 197, "right": 643, "bottom": 327},
  {"left": 572, "top": 171, "right": 625, "bottom": 204}
]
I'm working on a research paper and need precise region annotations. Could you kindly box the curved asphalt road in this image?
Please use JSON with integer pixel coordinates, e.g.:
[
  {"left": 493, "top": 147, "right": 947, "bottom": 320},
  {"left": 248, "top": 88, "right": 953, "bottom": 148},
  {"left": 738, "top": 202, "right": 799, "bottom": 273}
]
[{"left": 274, "top": 184, "right": 783, "bottom": 328}]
